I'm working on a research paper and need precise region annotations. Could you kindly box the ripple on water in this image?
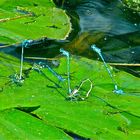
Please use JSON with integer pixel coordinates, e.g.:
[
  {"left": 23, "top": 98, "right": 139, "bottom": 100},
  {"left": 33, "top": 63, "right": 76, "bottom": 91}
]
[{"left": 76, "top": 0, "right": 140, "bottom": 35}]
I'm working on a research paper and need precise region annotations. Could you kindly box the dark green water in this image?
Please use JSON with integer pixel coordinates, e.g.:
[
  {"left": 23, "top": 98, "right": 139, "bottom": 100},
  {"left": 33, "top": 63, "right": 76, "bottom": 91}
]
[
  {"left": 66, "top": 0, "right": 140, "bottom": 61},
  {"left": 61, "top": 0, "right": 140, "bottom": 77}
]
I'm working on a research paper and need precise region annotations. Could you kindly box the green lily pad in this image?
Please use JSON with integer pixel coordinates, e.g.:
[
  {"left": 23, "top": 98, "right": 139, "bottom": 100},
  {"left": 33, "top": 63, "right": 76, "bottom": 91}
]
[
  {"left": 0, "top": 53, "right": 140, "bottom": 139},
  {"left": 0, "top": 0, "right": 71, "bottom": 45},
  {"left": 0, "top": 108, "right": 71, "bottom": 140}
]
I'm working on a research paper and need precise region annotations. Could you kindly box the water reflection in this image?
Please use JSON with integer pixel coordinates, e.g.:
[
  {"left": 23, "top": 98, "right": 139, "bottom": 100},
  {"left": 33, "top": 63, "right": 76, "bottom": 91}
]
[
  {"left": 76, "top": 0, "right": 140, "bottom": 35},
  {"left": 66, "top": 0, "right": 140, "bottom": 77}
]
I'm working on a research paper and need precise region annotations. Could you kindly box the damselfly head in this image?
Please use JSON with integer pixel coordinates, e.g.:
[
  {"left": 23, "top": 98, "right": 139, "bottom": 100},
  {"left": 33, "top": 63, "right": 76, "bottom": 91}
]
[
  {"left": 91, "top": 44, "right": 101, "bottom": 54},
  {"left": 60, "top": 48, "right": 69, "bottom": 56},
  {"left": 22, "top": 40, "right": 33, "bottom": 48}
]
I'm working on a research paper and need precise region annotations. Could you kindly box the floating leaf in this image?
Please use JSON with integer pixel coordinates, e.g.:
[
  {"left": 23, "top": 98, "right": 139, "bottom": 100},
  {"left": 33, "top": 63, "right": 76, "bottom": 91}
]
[
  {"left": 0, "top": 53, "right": 140, "bottom": 139},
  {"left": 0, "top": 108, "right": 71, "bottom": 140},
  {"left": 0, "top": 0, "right": 71, "bottom": 45}
]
